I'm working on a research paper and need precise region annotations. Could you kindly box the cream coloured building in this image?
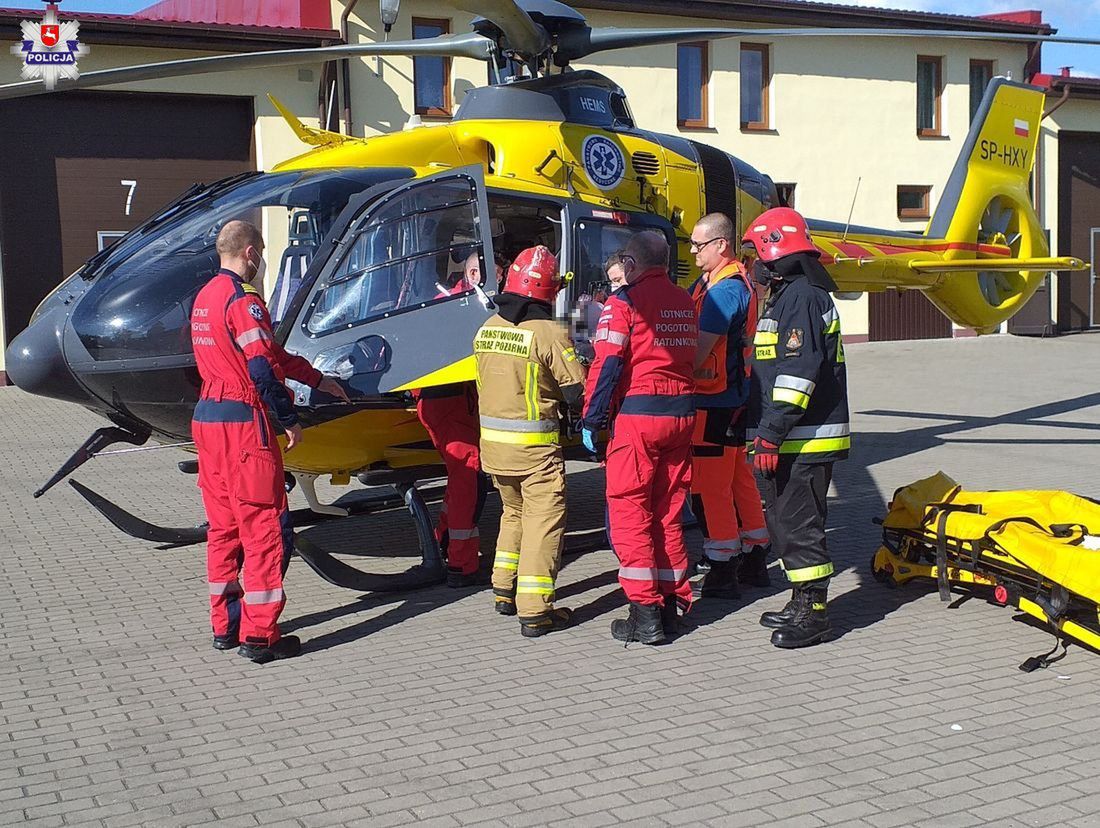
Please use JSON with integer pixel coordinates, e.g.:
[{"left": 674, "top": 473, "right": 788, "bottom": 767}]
[{"left": 0, "top": 0, "right": 1095, "bottom": 380}]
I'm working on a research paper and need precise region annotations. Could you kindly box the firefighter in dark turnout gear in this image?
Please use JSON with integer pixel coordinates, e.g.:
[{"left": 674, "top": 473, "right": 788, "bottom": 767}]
[{"left": 744, "top": 208, "right": 849, "bottom": 649}]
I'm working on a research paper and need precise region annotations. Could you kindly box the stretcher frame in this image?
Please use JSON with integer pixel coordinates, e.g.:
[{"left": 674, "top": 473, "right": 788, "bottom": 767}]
[{"left": 870, "top": 516, "right": 1100, "bottom": 658}]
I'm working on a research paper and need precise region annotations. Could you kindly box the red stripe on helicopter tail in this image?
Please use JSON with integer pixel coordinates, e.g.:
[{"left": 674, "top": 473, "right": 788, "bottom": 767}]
[{"left": 833, "top": 242, "right": 874, "bottom": 259}]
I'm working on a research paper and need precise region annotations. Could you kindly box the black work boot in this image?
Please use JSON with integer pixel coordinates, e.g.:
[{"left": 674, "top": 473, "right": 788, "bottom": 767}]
[
  {"left": 771, "top": 585, "right": 832, "bottom": 649},
  {"left": 760, "top": 589, "right": 802, "bottom": 629},
  {"left": 700, "top": 558, "right": 740, "bottom": 599},
  {"left": 212, "top": 633, "right": 239, "bottom": 651},
  {"left": 660, "top": 595, "right": 679, "bottom": 636},
  {"left": 493, "top": 587, "right": 517, "bottom": 616},
  {"left": 739, "top": 545, "right": 772, "bottom": 588},
  {"left": 446, "top": 567, "right": 480, "bottom": 588},
  {"left": 238, "top": 635, "right": 302, "bottom": 664},
  {"left": 611, "top": 602, "right": 666, "bottom": 645},
  {"left": 519, "top": 607, "right": 572, "bottom": 638}
]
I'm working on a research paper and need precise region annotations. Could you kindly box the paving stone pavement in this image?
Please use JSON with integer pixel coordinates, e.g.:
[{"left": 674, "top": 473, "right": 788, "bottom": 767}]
[{"left": 3, "top": 333, "right": 1100, "bottom": 828}]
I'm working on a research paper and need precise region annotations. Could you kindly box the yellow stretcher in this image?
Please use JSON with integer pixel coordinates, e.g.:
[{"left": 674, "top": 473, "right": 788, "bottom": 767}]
[{"left": 870, "top": 473, "right": 1100, "bottom": 669}]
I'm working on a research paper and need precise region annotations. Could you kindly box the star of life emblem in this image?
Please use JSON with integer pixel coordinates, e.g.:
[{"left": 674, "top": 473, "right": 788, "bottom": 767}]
[
  {"left": 581, "top": 134, "right": 626, "bottom": 191},
  {"left": 10, "top": 3, "right": 89, "bottom": 91}
]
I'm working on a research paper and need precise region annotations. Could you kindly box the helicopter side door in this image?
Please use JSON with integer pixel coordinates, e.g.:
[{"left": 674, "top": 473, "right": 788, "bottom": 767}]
[{"left": 284, "top": 166, "right": 496, "bottom": 397}]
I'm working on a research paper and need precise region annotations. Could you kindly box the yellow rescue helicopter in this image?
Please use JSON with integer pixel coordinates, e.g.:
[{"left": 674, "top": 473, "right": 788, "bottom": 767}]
[{"left": 3, "top": 0, "right": 1094, "bottom": 590}]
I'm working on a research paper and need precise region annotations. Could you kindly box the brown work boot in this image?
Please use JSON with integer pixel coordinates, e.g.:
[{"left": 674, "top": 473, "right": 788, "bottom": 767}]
[
  {"left": 519, "top": 607, "right": 572, "bottom": 637},
  {"left": 493, "top": 587, "right": 517, "bottom": 616}
]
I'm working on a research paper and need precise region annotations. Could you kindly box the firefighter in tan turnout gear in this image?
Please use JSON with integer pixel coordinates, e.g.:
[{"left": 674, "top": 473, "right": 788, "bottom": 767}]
[{"left": 475, "top": 246, "right": 587, "bottom": 637}]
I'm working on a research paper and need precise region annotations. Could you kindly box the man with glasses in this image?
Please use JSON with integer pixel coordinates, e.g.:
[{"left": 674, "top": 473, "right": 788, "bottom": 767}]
[{"left": 687, "top": 213, "right": 770, "bottom": 600}]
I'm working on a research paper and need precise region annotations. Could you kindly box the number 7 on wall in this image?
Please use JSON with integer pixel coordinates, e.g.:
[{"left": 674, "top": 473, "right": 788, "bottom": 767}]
[{"left": 120, "top": 179, "right": 137, "bottom": 216}]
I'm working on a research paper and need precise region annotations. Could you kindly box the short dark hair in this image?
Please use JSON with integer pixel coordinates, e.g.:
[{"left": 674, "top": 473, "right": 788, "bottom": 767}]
[{"left": 625, "top": 231, "right": 669, "bottom": 269}]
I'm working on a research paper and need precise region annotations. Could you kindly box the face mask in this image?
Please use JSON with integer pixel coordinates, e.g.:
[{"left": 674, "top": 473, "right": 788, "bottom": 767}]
[
  {"left": 752, "top": 259, "right": 777, "bottom": 287},
  {"left": 248, "top": 250, "right": 267, "bottom": 286}
]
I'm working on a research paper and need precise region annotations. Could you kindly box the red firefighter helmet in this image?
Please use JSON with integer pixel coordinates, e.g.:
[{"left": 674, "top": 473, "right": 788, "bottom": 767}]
[
  {"left": 502, "top": 245, "right": 561, "bottom": 302},
  {"left": 740, "top": 207, "right": 817, "bottom": 263}
]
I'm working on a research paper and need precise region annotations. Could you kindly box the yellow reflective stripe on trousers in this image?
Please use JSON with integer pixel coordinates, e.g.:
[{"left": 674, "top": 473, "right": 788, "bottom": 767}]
[
  {"left": 773, "top": 387, "right": 810, "bottom": 409},
  {"left": 481, "top": 427, "right": 560, "bottom": 445},
  {"left": 517, "top": 575, "right": 555, "bottom": 596},
  {"left": 781, "top": 561, "right": 835, "bottom": 582},
  {"left": 524, "top": 362, "right": 539, "bottom": 421},
  {"left": 494, "top": 550, "right": 520, "bottom": 571},
  {"left": 778, "top": 436, "right": 851, "bottom": 454}
]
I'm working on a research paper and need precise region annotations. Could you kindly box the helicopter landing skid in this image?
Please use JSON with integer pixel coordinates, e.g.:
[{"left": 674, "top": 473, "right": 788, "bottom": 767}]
[
  {"left": 70, "top": 479, "right": 209, "bottom": 545},
  {"left": 292, "top": 482, "right": 445, "bottom": 592},
  {"left": 68, "top": 479, "right": 406, "bottom": 547}
]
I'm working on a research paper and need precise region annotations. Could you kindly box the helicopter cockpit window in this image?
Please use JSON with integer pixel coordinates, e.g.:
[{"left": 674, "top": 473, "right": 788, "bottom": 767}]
[
  {"left": 569, "top": 218, "right": 676, "bottom": 361},
  {"left": 306, "top": 177, "right": 487, "bottom": 335},
  {"left": 70, "top": 168, "right": 410, "bottom": 362}
]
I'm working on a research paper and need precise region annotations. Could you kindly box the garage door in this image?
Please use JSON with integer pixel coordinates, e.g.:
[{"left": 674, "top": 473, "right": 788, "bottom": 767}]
[
  {"left": 1056, "top": 131, "right": 1100, "bottom": 332},
  {"left": 869, "top": 289, "right": 952, "bottom": 341},
  {"left": 0, "top": 90, "right": 254, "bottom": 355}
]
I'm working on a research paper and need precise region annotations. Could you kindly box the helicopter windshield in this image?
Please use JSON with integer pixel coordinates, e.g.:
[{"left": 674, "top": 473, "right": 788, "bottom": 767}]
[
  {"left": 307, "top": 176, "right": 483, "bottom": 335},
  {"left": 70, "top": 168, "right": 411, "bottom": 362}
]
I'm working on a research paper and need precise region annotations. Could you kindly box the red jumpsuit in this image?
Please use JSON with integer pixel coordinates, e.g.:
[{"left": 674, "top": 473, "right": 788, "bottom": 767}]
[
  {"left": 415, "top": 383, "right": 484, "bottom": 576},
  {"left": 190, "top": 268, "right": 322, "bottom": 647},
  {"left": 581, "top": 266, "right": 698, "bottom": 610}
]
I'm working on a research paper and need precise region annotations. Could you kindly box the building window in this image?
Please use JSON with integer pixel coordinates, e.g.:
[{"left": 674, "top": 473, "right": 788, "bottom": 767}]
[
  {"left": 413, "top": 18, "right": 451, "bottom": 117},
  {"left": 969, "top": 60, "right": 994, "bottom": 123},
  {"left": 775, "top": 182, "right": 796, "bottom": 208},
  {"left": 741, "top": 43, "right": 770, "bottom": 130},
  {"left": 677, "top": 42, "right": 708, "bottom": 128},
  {"left": 917, "top": 56, "right": 943, "bottom": 136},
  {"left": 897, "top": 185, "right": 931, "bottom": 220}
]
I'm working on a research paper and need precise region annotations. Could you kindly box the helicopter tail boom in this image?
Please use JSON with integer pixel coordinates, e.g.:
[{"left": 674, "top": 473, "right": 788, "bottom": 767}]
[{"left": 811, "top": 78, "right": 1087, "bottom": 333}]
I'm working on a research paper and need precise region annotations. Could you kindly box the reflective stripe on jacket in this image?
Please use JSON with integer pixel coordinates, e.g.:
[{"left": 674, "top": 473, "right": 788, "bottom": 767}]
[
  {"left": 581, "top": 267, "right": 698, "bottom": 431},
  {"left": 690, "top": 260, "right": 756, "bottom": 403},
  {"left": 749, "top": 275, "right": 849, "bottom": 463},
  {"left": 474, "top": 313, "right": 586, "bottom": 475}
]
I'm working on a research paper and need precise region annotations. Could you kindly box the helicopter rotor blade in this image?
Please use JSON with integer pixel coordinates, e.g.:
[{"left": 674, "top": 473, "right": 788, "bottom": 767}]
[
  {"left": 446, "top": 0, "right": 549, "bottom": 59},
  {"left": 0, "top": 32, "right": 494, "bottom": 101},
  {"left": 557, "top": 26, "right": 1100, "bottom": 63}
]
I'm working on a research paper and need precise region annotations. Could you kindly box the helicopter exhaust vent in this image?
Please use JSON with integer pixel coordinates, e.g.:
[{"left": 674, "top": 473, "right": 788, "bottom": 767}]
[
  {"left": 675, "top": 259, "right": 691, "bottom": 280},
  {"left": 631, "top": 151, "right": 661, "bottom": 177}
]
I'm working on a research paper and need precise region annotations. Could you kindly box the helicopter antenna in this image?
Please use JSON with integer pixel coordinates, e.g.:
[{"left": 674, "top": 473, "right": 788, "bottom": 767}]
[{"left": 842, "top": 177, "right": 862, "bottom": 243}]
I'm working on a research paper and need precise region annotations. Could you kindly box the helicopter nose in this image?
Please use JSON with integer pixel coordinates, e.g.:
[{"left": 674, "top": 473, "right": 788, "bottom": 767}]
[{"left": 5, "top": 306, "right": 93, "bottom": 405}]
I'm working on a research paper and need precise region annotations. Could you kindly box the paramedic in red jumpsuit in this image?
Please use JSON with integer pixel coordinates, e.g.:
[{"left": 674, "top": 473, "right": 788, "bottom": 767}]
[
  {"left": 581, "top": 230, "right": 698, "bottom": 644},
  {"left": 191, "top": 220, "right": 348, "bottom": 663},
  {"left": 413, "top": 252, "right": 499, "bottom": 587}
]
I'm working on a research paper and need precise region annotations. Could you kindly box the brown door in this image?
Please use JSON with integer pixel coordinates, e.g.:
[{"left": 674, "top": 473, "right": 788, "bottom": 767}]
[
  {"left": 0, "top": 90, "right": 254, "bottom": 351},
  {"left": 869, "top": 289, "right": 952, "bottom": 341},
  {"left": 1056, "top": 131, "right": 1100, "bottom": 332},
  {"left": 1092, "top": 228, "right": 1100, "bottom": 326},
  {"left": 54, "top": 158, "right": 249, "bottom": 278}
]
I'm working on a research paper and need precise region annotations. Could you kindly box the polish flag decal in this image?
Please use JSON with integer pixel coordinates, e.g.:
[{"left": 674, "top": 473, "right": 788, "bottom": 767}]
[{"left": 1014, "top": 119, "right": 1030, "bottom": 138}]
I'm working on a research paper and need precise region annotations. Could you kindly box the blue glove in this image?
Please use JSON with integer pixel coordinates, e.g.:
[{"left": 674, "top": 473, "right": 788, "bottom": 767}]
[{"left": 582, "top": 428, "right": 598, "bottom": 454}]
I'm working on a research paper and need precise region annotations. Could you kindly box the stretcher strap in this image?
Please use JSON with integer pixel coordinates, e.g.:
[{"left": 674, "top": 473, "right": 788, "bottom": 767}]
[{"left": 930, "top": 503, "right": 983, "bottom": 602}]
